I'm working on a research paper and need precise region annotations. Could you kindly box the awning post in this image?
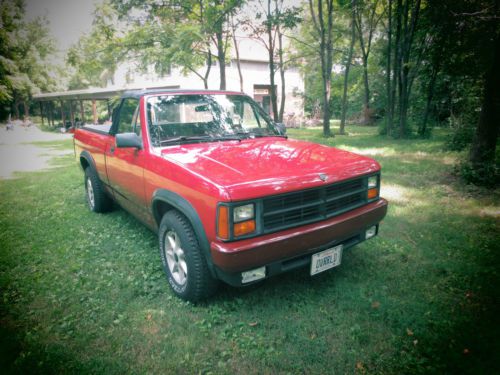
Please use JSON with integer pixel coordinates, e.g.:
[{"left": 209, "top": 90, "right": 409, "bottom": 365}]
[
  {"left": 39, "top": 102, "right": 44, "bottom": 126},
  {"left": 92, "top": 99, "right": 98, "bottom": 124}
]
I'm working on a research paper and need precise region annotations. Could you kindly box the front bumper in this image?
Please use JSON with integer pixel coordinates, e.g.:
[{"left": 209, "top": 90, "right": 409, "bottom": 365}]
[{"left": 210, "top": 198, "right": 388, "bottom": 286}]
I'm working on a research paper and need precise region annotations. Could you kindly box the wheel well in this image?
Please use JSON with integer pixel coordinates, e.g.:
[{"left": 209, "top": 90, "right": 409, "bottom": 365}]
[
  {"left": 153, "top": 200, "right": 175, "bottom": 225},
  {"left": 80, "top": 156, "right": 90, "bottom": 171}
]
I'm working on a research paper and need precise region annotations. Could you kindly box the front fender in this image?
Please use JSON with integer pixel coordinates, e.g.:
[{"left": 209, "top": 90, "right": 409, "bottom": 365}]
[{"left": 151, "top": 189, "right": 215, "bottom": 277}]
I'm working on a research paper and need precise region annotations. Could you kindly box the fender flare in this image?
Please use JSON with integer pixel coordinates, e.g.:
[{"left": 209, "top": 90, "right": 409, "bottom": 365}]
[{"left": 152, "top": 189, "right": 216, "bottom": 277}]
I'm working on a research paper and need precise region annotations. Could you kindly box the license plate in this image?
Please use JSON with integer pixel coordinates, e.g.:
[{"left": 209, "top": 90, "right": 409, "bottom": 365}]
[{"left": 310, "top": 245, "right": 343, "bottom": 276}]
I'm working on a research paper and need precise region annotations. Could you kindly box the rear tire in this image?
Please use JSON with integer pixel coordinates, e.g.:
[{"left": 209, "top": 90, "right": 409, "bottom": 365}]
[
  {"left": 84, "top": 167, "right": 112, "bottom": 213},
  {"left": 159, "top": 210, "right": 218, "bottom": 302}
]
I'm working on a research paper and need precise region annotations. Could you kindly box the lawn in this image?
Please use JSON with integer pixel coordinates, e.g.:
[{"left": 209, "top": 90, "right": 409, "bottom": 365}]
[{"left": 1, "top": 125, "right": 499, "bottom": 374}]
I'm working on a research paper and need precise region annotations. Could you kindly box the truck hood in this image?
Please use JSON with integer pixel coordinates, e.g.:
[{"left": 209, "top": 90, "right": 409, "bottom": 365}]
[{"left": 161, "top": 138, "right": 380, "bottom": 201}]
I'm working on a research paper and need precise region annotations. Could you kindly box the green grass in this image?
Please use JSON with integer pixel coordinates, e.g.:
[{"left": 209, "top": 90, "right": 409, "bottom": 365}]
[{"left": 1, "top": 126, "right": 499, "bottom": 374}]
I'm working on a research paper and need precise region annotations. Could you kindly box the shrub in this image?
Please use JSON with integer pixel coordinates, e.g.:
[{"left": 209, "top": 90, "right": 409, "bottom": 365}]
[{"left": 456, "top": 159, "right": 499, "bottom": 188}]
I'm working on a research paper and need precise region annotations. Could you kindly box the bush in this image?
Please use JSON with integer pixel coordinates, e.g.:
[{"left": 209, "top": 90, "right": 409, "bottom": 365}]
[
  {"left": 446, "top": 125, "right": 475, "bottom": 151},
  {"left": 456, "top": 159, "right": 500, "bottom": 188}
]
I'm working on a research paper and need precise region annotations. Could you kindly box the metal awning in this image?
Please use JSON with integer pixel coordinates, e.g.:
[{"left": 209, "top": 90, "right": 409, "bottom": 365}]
[
  {"left": 33, "top": 87, "right": 125, "bottom": 101},
  {"left": 33, "top": 85, "right": 181, "bottom": 102}
]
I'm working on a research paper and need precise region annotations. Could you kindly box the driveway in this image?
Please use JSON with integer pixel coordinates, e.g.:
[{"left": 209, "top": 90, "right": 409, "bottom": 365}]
[{"left": 0, "top": 125, "right": 73, "bottom": 179}]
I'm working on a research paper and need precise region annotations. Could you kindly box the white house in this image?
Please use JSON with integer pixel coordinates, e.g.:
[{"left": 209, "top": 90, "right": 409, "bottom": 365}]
[{"left": 110, "top": 37, "right": 305, "bottom": 119}]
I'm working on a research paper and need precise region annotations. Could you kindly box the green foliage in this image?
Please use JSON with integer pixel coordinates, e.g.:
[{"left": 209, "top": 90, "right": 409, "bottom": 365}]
[
  {"left": 66, "top": 0, "right": 245, "bottom": 89},
  {"left": 66, "top": 3, "right": 121, "bottom": 89},
  {"left": 457, "top": 159, "right": 500, "bottom": 188},
  {"left": 446, "top": 126, "right": 475, "bottom": 152},
  {"left": 0, "top": 2, "right": 58, "bottom": 120}
]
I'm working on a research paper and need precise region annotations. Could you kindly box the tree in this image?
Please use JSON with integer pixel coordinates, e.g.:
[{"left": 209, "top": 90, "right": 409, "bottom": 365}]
[
  {"left": 423, "top": 0, "right": 499, "bottom": 183},
  {"left": 353, "top": 0, "right": 384, "bottom": 124},
  {"left": 66, "top": 3, "right": 120, "bottom": 89},
  {"left": 470, "top": 33, "right": 499, "bottom": 169},
  {"left": 394, "top": 0, "right": 422, "bottom": 137},
  {"left": 243, "top": 0, "right": 301, "bottom": 122},
  {"left": 0, "top": 1, "right": 57, "bottom": 120},
  {"left": 308, "top": 0, "right": 335, "bottom": 137},
  {"left": 105, "top": 0, "right": 243, "bottom": 90},
  {"left": 340, "top": 2, "right": 356, "bottom": 135}
]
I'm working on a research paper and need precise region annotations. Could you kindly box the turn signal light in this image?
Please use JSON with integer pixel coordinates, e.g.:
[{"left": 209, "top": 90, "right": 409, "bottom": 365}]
[
  {"left": 234, "top": 219, "right": 256, "bottom": 237},
  {"left": 217, "top": 206, "right": 229, "bottom": 240},
  {"left": 368, "top": 187, "right": 378, "bottom": 200}
]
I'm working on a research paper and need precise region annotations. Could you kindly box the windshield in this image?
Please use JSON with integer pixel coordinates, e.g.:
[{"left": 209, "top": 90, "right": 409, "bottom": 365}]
[{"left": 147, "top": 94, "right": 279, "bottom": 146}]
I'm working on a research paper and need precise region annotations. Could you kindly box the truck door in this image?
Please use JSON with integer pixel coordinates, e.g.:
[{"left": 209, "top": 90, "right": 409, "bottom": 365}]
[{"left": 105, "top": 98, "right": 149, "bottom": 223}]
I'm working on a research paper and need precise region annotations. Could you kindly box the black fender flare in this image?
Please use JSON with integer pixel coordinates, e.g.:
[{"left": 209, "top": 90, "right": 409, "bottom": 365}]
[
  {"left": 151, "top": 189, "right": 216, "bottom": 277},
  {"left": 79, "top": 150, "right": 97, "bottom": 172}
]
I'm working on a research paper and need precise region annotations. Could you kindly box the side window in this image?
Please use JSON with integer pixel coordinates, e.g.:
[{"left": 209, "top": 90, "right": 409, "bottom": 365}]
[{"left": 117, "top": 98, "right": 139, "bottom": 134}]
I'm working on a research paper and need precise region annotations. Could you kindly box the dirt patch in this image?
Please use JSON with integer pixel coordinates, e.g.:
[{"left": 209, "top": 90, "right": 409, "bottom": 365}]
[{"left": 0, "top": 125, "right": 73, "bottom": 179}]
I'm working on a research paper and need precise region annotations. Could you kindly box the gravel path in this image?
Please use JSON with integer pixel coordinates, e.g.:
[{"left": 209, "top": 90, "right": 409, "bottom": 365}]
[{"left": 0, "top": 125, "right": 73, "bottom": 179}]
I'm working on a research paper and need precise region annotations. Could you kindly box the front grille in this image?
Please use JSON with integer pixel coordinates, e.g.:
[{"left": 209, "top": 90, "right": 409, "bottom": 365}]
[{"left": 262, "top": 178, "right": 366, "bottom": 232}]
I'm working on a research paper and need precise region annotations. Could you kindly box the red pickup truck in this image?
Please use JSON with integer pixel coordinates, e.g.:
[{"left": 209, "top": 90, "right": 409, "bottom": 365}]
[{"left": 74, "top": 90, "right": 388, "bottom": 301}]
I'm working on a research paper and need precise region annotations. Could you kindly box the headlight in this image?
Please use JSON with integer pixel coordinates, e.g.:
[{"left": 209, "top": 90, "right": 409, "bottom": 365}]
[
  {"left": 233, "top": 204, "right": 254, "bottom": 222},
  {"left": 368, "top": 176, "right": 378, "bottom": 188},
  {"left": 367, "top": 175, "right": 379, "bottom": 200},
  {"left": 217, "top": 203, "right": 257, "bottom": 239}
]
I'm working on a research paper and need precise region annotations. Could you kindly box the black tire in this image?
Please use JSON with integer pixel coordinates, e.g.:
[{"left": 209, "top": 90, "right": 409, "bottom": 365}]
[
  {"left": 159, "top": 210, "right": 218, "bottom": 302},
  {"left": 84, "top": 167, "right": 112, "bottom": 213}
]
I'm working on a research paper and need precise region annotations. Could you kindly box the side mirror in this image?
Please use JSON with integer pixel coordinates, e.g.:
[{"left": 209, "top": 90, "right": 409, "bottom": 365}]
[
  {"left": 275, "top": 122, "right": 287, "bottom": 136},
  {"left": 116, "top": 132, "right": 142, "bottom": 149}
]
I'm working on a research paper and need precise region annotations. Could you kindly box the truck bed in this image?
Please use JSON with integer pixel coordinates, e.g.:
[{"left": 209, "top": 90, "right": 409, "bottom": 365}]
[{"left": 82, "top": 124, "right": 112, "bottom": 135}]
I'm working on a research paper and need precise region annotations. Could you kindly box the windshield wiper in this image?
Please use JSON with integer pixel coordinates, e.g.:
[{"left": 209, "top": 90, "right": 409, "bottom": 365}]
[
  {"left": 252, "top": 133, "right": 287, "bottom": 139},
  {"left": 214, "top": 134, "right": 243, "bottom": 141},
  {"left": 160, "top": 134, "right": 242, "bottom": 145},
  {"left": 160, "top": 136, "right": 214, "bottom": 145},
  {"left": 237, "top": 131, "right": 287, "bottom": 139}
]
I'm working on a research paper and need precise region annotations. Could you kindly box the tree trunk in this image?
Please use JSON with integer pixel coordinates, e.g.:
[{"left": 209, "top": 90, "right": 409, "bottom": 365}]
[
  {"left": 362, "top": 60, "right": 370, "bottom": 124},
  {"left": 419, "top": 64, "right": 438, "bottom": 136},
  {"left": 309, "top": 0, "right": 334, "bottom": 137},
  {"left": 23, "top": 101, "right": 29, "bottom": 121},
  {"left": 230, "top": 14, "right": 244, "bottom": 92},
  {"left": 278, "top": 27, "right": 286, "bottom": 123},
  {"left": 340, "top": 13, "right": 356, "bottom": 135},
  {"left": 13, "top": 98, "right": 20, "bottom": 120},
  {"left": 398, "top": 0, "right": 421, "bottom": 138},
  {"left": 203, "top": 51, "right": 212, "bottom": 90},
  {"left": 267, "top": 0, "right": 279, "bottom": 121},
  {"left": 470, "top": 34, "right": 500, "bottom": 166},
  {"left": 216, "top": 31, "right": 226, "bottom": 90},
  {"left": 386, "top": 0, "right": 393, "bottom": 136}
]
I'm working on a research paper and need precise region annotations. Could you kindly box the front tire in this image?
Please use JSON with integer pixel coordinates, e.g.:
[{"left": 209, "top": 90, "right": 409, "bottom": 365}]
[
  {"left": 159, "top": 210, "right": 218, "bottom": 302},
  {"left": 84, "top": 167, "right": 112, "bottom": 213}
]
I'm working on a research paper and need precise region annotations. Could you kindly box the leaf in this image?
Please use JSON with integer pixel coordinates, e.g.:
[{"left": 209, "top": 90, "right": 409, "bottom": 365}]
[
  {"left": 355, "top": 361, "right": 365, "bottom": 372},
  {"left": 248, "top": 321, "right": 258, "bottom": 327},
  {"left": 371, "top": 301, "right": 380, "bottom": 309},
  {"left": 406, "top": 328, "right": 414, "bottom": 336}
]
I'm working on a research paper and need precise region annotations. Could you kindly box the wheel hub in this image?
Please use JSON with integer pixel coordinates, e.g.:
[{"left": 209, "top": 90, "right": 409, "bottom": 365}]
[
  {"left": 163, "top": 230, "right": 187, "bottom": 286},
  {"left": 86, "top": 177, "right": 95, "bottom": 208}
]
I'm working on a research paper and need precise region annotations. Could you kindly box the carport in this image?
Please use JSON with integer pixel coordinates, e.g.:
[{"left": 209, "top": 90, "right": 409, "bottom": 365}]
[{"left": 33, "top": 87, "right": 126, "bottom": 129}]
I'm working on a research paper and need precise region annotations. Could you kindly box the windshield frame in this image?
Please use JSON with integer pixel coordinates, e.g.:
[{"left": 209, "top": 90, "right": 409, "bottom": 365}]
[{"left": 145, "top": 93, "right": 280, "bottom": 147}]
